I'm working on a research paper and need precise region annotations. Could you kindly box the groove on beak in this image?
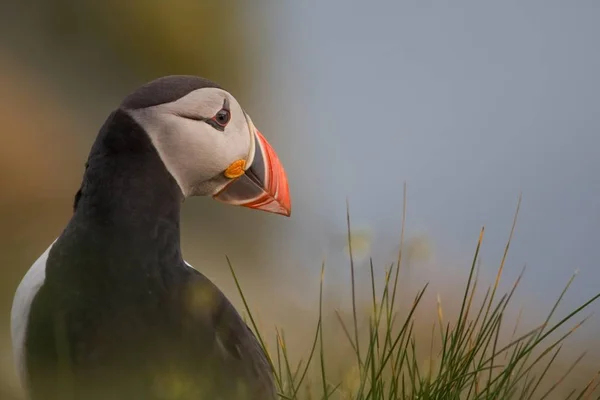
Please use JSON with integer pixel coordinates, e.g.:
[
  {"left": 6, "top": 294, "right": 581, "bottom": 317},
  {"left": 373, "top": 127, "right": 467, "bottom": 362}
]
[{"left": 213, "top": 130, "right": 291, "bottom": 217}]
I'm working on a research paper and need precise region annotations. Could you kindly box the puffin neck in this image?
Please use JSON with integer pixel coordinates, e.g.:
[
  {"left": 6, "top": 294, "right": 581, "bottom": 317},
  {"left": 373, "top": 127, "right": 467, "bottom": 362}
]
[{"left": 72, "top": 109, "right": 184, "bottom": 252}]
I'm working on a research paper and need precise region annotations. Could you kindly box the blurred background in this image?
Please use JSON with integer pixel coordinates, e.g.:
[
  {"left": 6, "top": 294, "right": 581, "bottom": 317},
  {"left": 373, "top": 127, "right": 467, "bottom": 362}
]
[{"left": 1, "top": 1, "right": 599, "bottom": 398}]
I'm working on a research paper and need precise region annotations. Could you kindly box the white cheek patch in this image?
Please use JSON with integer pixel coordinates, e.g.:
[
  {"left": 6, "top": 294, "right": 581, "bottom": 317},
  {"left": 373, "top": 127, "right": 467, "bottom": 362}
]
[
  {"left": 129, "top": 109, "right": 192, "bottom": 197},
  {"left": 126, "top": 88, "right": 253, "bottom": 197},
  {"left": 243, "top": 113, "right": 257, "bottom": 168}
]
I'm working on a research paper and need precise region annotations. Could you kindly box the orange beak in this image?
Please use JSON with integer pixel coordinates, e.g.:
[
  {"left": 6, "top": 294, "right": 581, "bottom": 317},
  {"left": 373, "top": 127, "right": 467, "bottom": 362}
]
[{"left": 213, "top": 129, "right": 291, "bottom": 217}]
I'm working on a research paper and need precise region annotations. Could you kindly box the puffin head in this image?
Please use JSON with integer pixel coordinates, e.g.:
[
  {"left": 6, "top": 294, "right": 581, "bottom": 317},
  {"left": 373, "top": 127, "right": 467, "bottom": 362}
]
[{"left": 120, "top": 75, "right": 291, "bottom": 217}]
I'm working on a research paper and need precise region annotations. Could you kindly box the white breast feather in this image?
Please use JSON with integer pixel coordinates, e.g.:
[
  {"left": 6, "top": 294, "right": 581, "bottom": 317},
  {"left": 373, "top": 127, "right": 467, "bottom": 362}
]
[{"left": 10, "top": 241, "right": 56, "bottom": 392}]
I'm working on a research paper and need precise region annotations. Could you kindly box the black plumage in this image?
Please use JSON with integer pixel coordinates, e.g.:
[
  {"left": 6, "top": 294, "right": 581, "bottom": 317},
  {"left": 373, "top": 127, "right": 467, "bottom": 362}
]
[
  {"left": 120, "top": 75, "right": 223, "bottom": 110},
  {"left": 23, "top": 105, "right": 276, "bottom": 400}
]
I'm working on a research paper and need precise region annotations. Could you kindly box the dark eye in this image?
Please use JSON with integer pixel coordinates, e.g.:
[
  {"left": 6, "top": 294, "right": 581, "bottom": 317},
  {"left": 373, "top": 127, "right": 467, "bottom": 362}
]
[{"left": 212, "top": 108, "right": 231, "bottom": 127}]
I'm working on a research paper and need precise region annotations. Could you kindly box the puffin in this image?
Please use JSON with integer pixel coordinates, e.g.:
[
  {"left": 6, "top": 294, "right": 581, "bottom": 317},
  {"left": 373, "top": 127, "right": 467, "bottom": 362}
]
[{"left": 10, "top": 75, "right": 291, "bottom": 400}]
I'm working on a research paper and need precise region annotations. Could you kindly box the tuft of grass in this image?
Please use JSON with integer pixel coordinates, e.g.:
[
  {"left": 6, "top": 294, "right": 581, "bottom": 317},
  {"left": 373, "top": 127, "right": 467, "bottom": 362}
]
[{"left": 229, "top": 188, "right": 600, "bottom": 400}]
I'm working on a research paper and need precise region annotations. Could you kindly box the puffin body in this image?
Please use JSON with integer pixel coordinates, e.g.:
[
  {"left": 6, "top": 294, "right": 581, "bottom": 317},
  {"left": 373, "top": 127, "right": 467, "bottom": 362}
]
[{"left": 10, "top": 76, "right": 291, "bottom": 400}]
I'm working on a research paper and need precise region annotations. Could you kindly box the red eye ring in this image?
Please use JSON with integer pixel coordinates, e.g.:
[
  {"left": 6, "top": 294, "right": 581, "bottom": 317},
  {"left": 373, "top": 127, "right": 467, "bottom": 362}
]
[{"left": 211, "top": 108, "right": 231, "bottom": 127}]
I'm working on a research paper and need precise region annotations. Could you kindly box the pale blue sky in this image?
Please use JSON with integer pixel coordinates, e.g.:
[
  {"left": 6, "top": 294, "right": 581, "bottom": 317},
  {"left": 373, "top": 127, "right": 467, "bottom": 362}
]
[{"left": 257, "top": 1, "right": 600, "bottom": 316}]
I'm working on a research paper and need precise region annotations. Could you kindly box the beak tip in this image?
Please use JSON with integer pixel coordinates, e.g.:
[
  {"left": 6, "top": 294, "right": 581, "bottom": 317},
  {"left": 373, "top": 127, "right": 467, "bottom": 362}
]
[
  {"left": 278, "top": 185, "right": 291, "bottom": 217},
  {"left": 273, "top": 195, "right": 291, "bottom": 217}
]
